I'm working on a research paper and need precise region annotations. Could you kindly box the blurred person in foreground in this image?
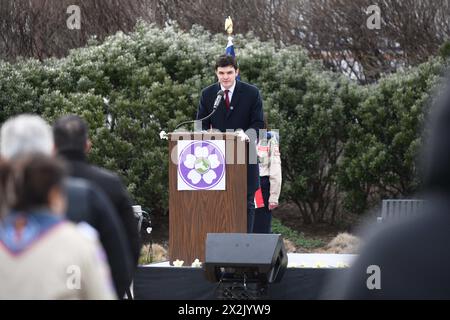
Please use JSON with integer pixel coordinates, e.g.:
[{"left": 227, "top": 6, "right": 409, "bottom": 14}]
[
  {"left": 325, "top": 79, "right": 450, "bottom": 299},
  {"left": 53, "top": 115, "right": 141, "bottom": 266},
  {"left": 0, "top": 154, "right": 116, "bottom": 299},
  {"left": 0, "top": 114, "right": 133, "bottom": 298}
]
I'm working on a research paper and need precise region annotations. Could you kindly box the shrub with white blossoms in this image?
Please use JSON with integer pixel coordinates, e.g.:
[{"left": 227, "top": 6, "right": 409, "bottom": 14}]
[{"left": 0, "top": 21, "right": 446, "bottom": 224}]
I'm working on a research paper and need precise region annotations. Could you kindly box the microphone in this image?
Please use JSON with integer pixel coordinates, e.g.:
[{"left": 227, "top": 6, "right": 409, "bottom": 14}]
[{"left": 213, "top": 90, "right": 225, "bottom": 110}]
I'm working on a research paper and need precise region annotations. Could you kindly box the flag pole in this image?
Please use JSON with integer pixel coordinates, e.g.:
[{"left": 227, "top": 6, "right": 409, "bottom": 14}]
[
  {"left": 224, "top": 16, "right": 240, "bottom": 80},
  {"left": 225, "top": 16, "right": 234, "bottom": 53}
]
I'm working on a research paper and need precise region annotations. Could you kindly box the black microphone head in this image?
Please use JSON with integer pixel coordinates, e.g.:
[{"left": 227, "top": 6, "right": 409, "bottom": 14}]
[{"left": 217, "top": 90, "right": 224, "bottom": 97}]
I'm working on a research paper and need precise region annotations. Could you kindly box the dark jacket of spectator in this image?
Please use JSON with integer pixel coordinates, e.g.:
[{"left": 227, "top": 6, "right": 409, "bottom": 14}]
[
  {"left": 53, "top": 115, "right": 141, "bottom": 266},
  {"left": 62, "top": 151, "right": 141, "bottom": 264},
  {"left": 65, "top": 177, "right": 134, "bottom": 298}
]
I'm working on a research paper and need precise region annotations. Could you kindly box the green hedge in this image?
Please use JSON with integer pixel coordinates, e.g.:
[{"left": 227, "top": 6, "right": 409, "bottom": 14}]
[{"left": 0, "top": 22, "right": 446, "bottom": 223}]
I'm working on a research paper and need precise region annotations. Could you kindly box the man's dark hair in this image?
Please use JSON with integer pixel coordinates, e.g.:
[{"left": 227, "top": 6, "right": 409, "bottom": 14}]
[
  {"left": 53, "top": 115, "right": 89, "bottom": 153},
  {"left": 215, "top": 54, "right": 238, "bottom": 70},
  {"left": 13, "top": 154, "right": 66, "bottom": 211}
]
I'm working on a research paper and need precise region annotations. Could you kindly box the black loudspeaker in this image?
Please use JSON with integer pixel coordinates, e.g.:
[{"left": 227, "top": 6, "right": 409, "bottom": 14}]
[{"left": 204, "top": 233, "right": 288, "bottom": 284}]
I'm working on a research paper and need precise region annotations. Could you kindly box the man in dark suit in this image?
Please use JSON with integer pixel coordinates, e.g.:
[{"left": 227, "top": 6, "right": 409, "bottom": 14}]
[
  {"left": 52, "top": 115, "right": 141, "bottom": 269},
  {"left": 197, "top": 54, "right": 264, "bottom": 232}
]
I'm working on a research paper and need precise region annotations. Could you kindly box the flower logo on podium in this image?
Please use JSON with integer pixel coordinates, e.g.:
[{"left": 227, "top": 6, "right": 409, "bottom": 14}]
[{"left": 178, "top": 140, "right": 226, "bottom": 190}]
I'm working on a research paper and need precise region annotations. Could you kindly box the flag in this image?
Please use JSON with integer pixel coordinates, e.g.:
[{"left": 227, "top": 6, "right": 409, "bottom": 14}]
[
  {"left": 254, "top": 187, "right": 264, "bottom": 209},
  {"left": 226, "top": 36, "right": 241, "bottom": 81}
]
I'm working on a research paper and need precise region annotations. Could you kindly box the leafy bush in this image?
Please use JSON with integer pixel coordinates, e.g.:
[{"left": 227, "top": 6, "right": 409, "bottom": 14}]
[
  {"left": 337, "top": 60, "right": 444, "bottom": 213},
  {"left": 0, "top": 22, "right": 446, "bottom": 224},
  {"left": 271, "top": 218, "right": 324, "bottom": 249}
]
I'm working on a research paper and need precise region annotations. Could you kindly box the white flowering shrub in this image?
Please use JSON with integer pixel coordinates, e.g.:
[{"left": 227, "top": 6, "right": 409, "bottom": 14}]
[{"left": 0, "top": 22, "right": 446, "bottom": 223}]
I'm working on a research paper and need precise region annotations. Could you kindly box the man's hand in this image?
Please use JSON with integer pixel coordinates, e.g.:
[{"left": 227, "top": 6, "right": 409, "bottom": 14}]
[
  {"left": 269, "top": 202, "right": 278, "bottom": 210},
  {"left": 236, "top": 129, "right": 250, "bottom": 142}
]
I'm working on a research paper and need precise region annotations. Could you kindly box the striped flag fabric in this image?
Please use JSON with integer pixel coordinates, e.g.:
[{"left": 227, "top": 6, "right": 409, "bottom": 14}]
[{"left": 225, "top": 36, "right": 241, "bottom": 81}]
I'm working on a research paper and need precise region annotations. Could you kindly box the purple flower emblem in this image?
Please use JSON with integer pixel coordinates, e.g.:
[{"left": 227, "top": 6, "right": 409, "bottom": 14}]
[{"left": 178, "top": 141, "right": 225, "bottom": 190}]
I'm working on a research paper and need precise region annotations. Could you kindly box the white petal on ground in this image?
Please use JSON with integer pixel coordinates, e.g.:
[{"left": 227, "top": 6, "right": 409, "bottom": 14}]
[
  {"left": 184, "top": 154, "right": 196, "bottom": 169},
  {"left": 194, "top": 146, "right": 209, "bottom": 158},
  {"left": 187, "top": 169, "right": 201, "bottom": 184},
  {"left": 208, "top": 154, "right": 220, "bottom": 169},
  {"left": 203, "top": 170, "right": 217, "bottom": 184}
]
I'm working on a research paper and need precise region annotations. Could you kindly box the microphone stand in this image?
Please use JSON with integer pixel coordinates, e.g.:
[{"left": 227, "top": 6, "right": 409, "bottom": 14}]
[
  {"left": 174, "top": 108, "right": 219, "bottom": 131},
  {"left": 175, "top": 91, "right": 224, "bottom": 131}
]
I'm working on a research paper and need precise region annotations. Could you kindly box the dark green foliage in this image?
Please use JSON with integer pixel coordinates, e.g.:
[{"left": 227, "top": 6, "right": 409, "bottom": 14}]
[{"left": 0, "top": 22, "right": 446, "bottom": 223}]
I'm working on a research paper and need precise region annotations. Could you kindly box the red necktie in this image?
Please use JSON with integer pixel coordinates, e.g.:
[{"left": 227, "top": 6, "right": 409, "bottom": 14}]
[{"left": 224, "top": 89, "right": 230, "bottom": 110}]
